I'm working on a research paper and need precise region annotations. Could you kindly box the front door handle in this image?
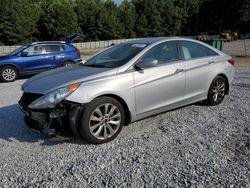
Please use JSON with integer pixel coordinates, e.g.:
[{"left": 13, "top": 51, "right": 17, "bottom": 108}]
[{"left": 174, "top": 69, "right": 184, "bottom": 74}]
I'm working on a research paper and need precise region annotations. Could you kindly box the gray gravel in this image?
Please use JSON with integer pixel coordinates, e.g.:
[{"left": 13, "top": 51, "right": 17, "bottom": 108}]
[{"left": 0, "top": 68, "right": 250, "bottom": 188}]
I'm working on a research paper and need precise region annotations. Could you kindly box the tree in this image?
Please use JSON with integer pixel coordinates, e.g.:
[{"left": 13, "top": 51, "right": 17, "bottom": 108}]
[
  {"left": 96, "top": 0, "right": 122, "bottom": 40},
  {"left": 238, "top": 0, "right": 250, "bottom": 33},
  {"left": 173, "top": 0, "right": 200, "bottom": 35},
  {"left": 118, "top": 0, "right": 136, "bottom": 38},
  {"left": 240, "top": 0, "right": 250, "bottom": 22},
  {"left": 132, "top": 0, "right": 163, "bottom": 37},
  {"left": 75, "top": 0, "right": 102, "bottom": 40},
  {"left": 39, "top": 0, "right": 78, "bottom": 41},
  {"left": 0, "top": 0, "right": 42, "bottom": 45}
]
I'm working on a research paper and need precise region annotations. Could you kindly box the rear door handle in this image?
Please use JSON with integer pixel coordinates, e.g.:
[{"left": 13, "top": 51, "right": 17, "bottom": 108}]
[
  {"left": 174, "top": 69, "right": 184, "bottom": 74},
  {"left": 209, "top": 60, "right": 215, "bottom": 64}
]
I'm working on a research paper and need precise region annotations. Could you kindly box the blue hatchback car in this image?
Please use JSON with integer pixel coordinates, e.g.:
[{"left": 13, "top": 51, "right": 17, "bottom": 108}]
[{"left": 0, "top": 40, "right": 82, "bottom": 82}]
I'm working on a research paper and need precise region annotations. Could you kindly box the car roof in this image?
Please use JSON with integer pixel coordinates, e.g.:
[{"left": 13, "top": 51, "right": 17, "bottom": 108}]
[
  {"left": 126, "top": 37, "right": 204, "bottom": 45},
  {"left": 126, "top": 37, "right": 180, "bottom": 45}
]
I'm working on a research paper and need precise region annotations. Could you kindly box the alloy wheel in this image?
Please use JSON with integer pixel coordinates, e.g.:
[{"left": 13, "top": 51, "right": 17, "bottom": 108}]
[
  {"left": 212, "top": 79, "right": 225, "bottom": 102},
  {"left": 2, "top": 68, "right": 16, "bottom": 81},
  {"left": 89, "top": 103, "right": 121, "bottom": 140}
]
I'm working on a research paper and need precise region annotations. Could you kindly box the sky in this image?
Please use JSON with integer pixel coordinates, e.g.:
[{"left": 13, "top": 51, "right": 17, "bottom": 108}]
[{"left": 114, "top": 0, "right": 123, "bottom": 5}]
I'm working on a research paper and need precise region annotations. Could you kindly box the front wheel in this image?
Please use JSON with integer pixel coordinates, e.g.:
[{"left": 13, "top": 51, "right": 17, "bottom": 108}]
[
  {"left": 0, "top": 66, "right": 18, "bottom": 82},
  {"left": 77, "top": 97, "right": 125, "bottom": 144},
  {"left": 205, "top": 76, "right": 226, "bottom": 106}
]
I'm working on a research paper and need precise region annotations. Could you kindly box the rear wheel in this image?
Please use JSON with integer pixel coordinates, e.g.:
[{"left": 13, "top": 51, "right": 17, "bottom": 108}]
[
  {"left": 78, "top": 97, "right": 125, "bottom": 144},
  {"left": 205, "top": 76, "right": 226, "bottom": 106},
  {"left": 0, "top": 66, "right": 18, "bottom": 82},
  {"left": 62, "top": 60, "right": 74, "bottom": 66}
]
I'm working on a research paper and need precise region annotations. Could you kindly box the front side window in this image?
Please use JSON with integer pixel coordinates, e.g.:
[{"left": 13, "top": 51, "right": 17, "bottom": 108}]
[
  {"left": 84, "top": 43, "right": 148, "bottom": 68},
  {"left": 179, "top": 41, "right": 218, "bottom": 60},
  {"left": 24, "top": 45, "right": 44, "bottom": 56},
  {"left": 141, "top": 41, "right": 180, "bottom": 64}
]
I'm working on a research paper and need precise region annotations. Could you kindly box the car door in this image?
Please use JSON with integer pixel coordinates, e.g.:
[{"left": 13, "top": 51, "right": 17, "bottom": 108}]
[
  {"left": 42, "top": 45, "right": 65, "bottom": 68},
  {"left": 21, "top": 45, "right": 53, "bottom": 73},
  {"left": 178, "top": 41, "right": 220, "bottom": 100},
  {"left": 133, "top": 41, "right": 186, "bottom": 115}
]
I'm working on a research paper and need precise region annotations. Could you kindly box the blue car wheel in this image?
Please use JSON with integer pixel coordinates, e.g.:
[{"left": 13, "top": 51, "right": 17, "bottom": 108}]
[{"left": 0, "top": 66, "right": 18, "bottom": 82}]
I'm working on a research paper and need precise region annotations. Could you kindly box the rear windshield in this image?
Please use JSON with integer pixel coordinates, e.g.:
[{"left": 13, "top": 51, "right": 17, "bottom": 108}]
[{"left": 84, "top": 43, "right": 148, "bottom": 68}]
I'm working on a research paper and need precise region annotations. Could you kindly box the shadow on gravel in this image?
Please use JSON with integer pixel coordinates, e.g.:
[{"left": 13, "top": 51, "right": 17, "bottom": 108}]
[{"left": 0, "top": 104, "right": 89, "bottom": 146}]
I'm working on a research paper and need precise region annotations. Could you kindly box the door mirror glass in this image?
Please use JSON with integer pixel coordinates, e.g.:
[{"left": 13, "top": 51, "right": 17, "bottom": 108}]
[
  {"left": 135, "top": 58, "right": 158, "bottom": 70},
  {"left": 20, "top": 52, "right": 28, "bottom": 57}
]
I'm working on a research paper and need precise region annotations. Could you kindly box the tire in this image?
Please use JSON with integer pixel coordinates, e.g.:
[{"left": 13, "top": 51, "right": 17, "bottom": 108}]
[
  {"left": 78, "top": 97, "right": 125, "bottom": 144},
  {"left": 62, "top": 60, "right": 74, "bottom": 66},
  {"left": 0, "top": 66, "right": 18, "bottom": 82},
  {"left": 205, "top": 76, "right": 227, "bottom": 106}
]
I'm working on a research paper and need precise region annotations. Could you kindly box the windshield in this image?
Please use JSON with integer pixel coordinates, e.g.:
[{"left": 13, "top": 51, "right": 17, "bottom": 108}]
[
  {"left": 84, "top": 43, "right": 148, "bottom": 68},
  {"left": 8, "top": 45, "right": 28, "bottom": 56}
]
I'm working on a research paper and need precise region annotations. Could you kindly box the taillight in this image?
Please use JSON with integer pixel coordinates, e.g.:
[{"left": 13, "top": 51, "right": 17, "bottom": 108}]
[
  {"left": 228, "top": 58, "right": 235, "bottom": 66},
  {"left": 75, "top": 48, "right": 80, "bottom": 54}
]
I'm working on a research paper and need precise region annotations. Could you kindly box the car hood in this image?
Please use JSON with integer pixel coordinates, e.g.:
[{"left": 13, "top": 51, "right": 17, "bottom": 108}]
[{"left": 22, "top": 64, "right": 117, "bottom": 94}]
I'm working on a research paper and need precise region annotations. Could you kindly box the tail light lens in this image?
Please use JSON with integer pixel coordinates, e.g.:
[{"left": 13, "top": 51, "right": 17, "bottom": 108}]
[
  {"left": 228, "top": 58, "right": 235, "bottom": 66},
  {"left": 75, "top": 48, "right": 80, "bottom": 54}
]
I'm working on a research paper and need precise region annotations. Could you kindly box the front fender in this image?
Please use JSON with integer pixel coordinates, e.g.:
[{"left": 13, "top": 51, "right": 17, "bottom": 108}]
[{"left": 65, "top": 72, "right": 136, "bottom": 117}]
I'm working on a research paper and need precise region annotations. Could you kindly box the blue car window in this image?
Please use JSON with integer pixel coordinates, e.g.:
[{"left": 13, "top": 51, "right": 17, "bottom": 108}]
[
  {"left": 44, "top": 45, "right": 61, "bottom": 54},
  {"left": 24, "top": 46, "right": 44, "bottom": 56},
  {"left": 60, "top": 45, "right": 67, "bottom": 51}
]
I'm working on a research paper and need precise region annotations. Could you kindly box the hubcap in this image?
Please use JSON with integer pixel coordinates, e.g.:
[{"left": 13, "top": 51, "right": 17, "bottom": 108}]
[
  {"left": 2, "top": 68, "right": 16, "bottom": 81},
  {"left": 212, "top": 79, "right": 225, "bottom": 102},
  {"left": 89, "top": 103, "right": 121, "bottom": 140}
]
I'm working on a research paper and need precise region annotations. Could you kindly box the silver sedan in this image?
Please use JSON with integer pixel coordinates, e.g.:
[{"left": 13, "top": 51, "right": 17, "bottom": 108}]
[{"left": 19, "top": 38, "right": 235, "bottom": 144}]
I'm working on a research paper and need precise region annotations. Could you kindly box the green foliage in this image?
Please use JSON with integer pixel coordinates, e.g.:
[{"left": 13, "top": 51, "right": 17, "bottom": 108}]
[
  {"left": 0, "top": 0, "right": 42, "bottom": 45},
  {"left": 118, "top": 0, "right": 136, "bottom": 38},
  {"left": 240, "top": 0, "right": 250, "bottom": 22},
  {"left": 75, "top": 0, "right": 102, "bottom": 40},
  {"left": 39, "top": 0, "right": 78, "bottom": 41},
  {"left": 96, "top": 0, "right": 121, "bottom": 40},
  {"left": 0, "top": 0, "right": 248, "bottom": 45}
]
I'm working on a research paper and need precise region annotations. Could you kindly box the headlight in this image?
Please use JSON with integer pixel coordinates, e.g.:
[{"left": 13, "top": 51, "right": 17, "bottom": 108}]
[{"left": 28, "top": 83, "right": 80, "bottom": 109}]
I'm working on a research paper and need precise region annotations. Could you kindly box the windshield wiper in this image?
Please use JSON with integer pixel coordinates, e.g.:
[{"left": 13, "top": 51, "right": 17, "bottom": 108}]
[{"left": 84, "top": 64, "right": 107, "bottom": 68}]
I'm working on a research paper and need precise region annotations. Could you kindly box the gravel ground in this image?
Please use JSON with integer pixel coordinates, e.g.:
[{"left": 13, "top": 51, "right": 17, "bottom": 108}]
[{"left": 0, "top": 68, "right": 249, "bottom": 188}]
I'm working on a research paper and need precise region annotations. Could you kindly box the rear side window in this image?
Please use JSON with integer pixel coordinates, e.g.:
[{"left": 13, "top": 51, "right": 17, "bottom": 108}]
[
  {"left": 44, "top": 45, "right": 61, "bottom": 53},
  {"left": 60, "top": 45, "right": 68, "bottom": 51},
  {"left": 179, "top": 41, "right": 218, "bottom": 60}
]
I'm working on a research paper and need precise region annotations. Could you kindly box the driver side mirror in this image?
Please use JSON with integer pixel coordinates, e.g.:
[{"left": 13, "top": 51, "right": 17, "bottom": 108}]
[
  {"left": 20, "top": 52, "right": 28, "bottom": 57},
  {"left": 135, "top": 58, "right": 158, "bottom": 71}
]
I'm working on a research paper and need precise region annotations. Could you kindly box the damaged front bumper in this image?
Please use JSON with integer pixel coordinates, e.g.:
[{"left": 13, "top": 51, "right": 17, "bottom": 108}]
[{"left": 18, "top": 97, "right": 84, "bottom": 135}]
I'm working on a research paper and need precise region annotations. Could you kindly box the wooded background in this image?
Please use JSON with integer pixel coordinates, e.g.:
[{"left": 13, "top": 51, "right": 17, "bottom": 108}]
[{"left": 0, "top": 0, "right": 249, "bottom": 45}]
